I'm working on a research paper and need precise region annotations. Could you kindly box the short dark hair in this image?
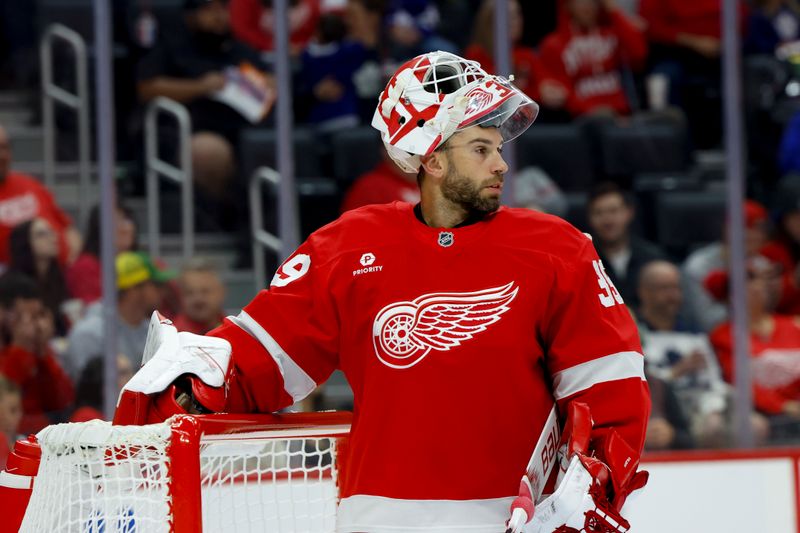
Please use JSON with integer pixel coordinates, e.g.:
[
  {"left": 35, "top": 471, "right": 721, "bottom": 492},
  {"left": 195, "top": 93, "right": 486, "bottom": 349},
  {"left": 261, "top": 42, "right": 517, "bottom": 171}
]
[
  {"left": 587, "top": 182, "right": 633, "bottom": 210},
  {"left": 0, "top": 272, "right": 41, "bottom": 309}
]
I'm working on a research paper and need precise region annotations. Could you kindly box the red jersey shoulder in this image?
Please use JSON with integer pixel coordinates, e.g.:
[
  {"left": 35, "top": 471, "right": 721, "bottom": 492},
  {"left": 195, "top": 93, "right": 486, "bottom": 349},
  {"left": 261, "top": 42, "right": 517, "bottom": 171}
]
[
  {"left": 306, "top": 201, "right": 409, "bottom": 259},
  {"left": 495, "top": 207, "right": 591, "bottom": 259}
]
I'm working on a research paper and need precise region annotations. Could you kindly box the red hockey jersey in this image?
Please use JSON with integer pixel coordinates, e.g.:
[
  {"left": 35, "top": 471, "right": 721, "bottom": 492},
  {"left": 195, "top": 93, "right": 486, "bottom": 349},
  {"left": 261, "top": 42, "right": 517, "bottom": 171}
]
[{"left": 209, "top": 202, "right": 649, "bottom": 532}]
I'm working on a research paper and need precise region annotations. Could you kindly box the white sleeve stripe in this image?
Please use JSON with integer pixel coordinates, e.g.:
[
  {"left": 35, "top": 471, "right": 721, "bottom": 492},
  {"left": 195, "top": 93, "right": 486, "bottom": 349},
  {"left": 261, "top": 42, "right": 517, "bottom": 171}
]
[
  {"left": 552, "top": 351, "right": 645, "bottom": 400},
  {"left": 227, "top": 311, "right": 317, "bottom": 403}
]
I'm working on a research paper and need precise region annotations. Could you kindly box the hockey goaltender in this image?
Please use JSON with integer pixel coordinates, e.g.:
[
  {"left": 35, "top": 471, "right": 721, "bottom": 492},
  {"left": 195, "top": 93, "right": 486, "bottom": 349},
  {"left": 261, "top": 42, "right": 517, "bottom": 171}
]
[{"left": 115, "top": 51, "right": 650, "bottom": 533}]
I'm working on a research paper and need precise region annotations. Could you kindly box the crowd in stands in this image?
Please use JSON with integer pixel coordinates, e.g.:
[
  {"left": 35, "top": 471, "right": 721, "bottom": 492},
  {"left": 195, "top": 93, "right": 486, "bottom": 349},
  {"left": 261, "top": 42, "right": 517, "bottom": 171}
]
[
  {"left": 0, "top": 122, "right": 230, "bottom": 468},
  {"left": 6, "top": 0, "right": 800, "bottom": 466}
]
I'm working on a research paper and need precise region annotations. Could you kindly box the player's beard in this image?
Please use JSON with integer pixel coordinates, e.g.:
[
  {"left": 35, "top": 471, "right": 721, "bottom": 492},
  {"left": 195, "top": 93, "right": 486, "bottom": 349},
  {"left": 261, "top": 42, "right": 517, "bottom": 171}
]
[{"left": 441, "top": 164, "right": 502, "bottom": 215}]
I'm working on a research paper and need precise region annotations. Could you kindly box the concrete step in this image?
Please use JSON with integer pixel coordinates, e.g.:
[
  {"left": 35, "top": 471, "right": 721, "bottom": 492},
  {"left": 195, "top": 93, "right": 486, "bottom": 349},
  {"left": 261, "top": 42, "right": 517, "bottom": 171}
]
[
  {"left": 0, "top": 90, "right": 32, "bottom": 108},
  {"left": 0, "top": 108, "right": 34, "bottom": 127},
  {"left": 6, "top": 126, "right": 44, "bottom": 161}
]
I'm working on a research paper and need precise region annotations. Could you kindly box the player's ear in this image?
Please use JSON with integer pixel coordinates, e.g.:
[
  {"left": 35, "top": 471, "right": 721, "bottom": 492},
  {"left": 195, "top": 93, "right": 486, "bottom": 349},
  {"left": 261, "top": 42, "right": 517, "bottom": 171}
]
[{"left": 420, "top": 152, "right": 446, "bottom": 181}]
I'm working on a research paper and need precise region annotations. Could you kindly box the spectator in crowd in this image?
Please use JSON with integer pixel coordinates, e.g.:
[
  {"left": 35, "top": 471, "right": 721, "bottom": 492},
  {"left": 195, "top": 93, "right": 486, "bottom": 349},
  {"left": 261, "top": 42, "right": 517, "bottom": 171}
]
[
  {"left": 0, "top": 375, "right": 22, "bottom": 470},
  {"left": 464, "top": 0, "right": 568, "bottom": 119},
  {"left": 682, "top": 200, "right": 770, "bottom": 332},
  {"left": 779, "top": 111, "right": 800, "bottom": 177},
  {"left": 65, "top": 252, "right": 162, "bottom": 379},
  {"left": 538, "top": 0, "right": 648, "bottom": 118},
  {"left": 344, "top": 0, "right": 388, "bottom": 121},
  {"left": 636, "top": 260, "right": 730, "bottom": 447},
  {"left": 137, "top": 0, "right": 272, "bottom": 201},
  {"left": 173, "top": 258, "right": 227, "bottom": 335},
  {"left": 0, "top": 124, "right": 81, "bottom": 268},
  {"left": 0, "top": 274, "right": 74, "bottom": 434},
  {"left": 139, "top": 252, "right": 180, "bottom": 319},
  {"left": 69, "top": 355, "right": 134, "bottom": 423},
  {"left": 744, "top": 0, "right": 800, "bottom": 56},
  {"left": 645, "top": 372, "right": 695, "bottom": 450},
  {"left": 298, "top": 13, "right": 370, "bottom": 132},
  {"left": 709, "top": 258, "right": 800, "bottom": 441},
  {"left": 638, "top": 0, "right": 745, "bottom": 147},
  {"left": 384, "top": 0, "right": 457, "bottom": 60},
  {"left": 5, "top": 219, "right": 72, "bottom": 335},
  {"left": 586, "top": 182, "right": 665, "bottom": 307},
  {"left": 65, "top": 201, "right": 138, "bottom": 306},
  {"left": 230, "top": 0, "right": 321, "bottom": 59},
  {"left": 512, "top": 167, "right": 568, "bottom": 219},
  {"left": 341, "top": 150, "right": 419, "bottom": 212}
]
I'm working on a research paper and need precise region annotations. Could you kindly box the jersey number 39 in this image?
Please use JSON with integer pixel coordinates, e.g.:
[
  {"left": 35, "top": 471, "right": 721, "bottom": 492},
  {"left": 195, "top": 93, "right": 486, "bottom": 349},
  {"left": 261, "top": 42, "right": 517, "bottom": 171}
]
[{"left": 593, "top": 260, "right": 623, "bottom": 308}]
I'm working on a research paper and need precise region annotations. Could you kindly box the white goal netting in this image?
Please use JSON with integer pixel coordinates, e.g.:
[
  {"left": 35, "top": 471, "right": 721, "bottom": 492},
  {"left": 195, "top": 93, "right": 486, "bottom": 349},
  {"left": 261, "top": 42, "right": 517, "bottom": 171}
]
[{"left": 19, "top": 415, "right": 348, "bottom": 533}]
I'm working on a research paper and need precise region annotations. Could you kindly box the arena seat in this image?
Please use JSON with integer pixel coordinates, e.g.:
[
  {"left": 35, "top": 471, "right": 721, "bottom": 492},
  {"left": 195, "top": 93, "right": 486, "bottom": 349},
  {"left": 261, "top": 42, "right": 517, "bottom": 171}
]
[
  {"left": 515, "top": 124, "right": 595, "bottom": 192},
  {"left": 563, "top": 192, "right": 589, "bottom": 232},
  {"left": 655, "top": 190, "right": 726, "bottom": 257},
  {"left": 239, "top": 127, "right": 322, "bottom": 179},
  {"left": 331, "top": 127, "right": 383, "bottom": 186},
  {"left": 599, "top": 119, "right": 690, "bottom": 178}
]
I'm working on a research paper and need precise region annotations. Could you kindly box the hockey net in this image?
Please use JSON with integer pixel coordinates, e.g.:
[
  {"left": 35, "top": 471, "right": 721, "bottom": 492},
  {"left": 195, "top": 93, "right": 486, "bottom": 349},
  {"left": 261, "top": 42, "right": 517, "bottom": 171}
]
[{"left": 19, "top": 412, "right": 352, "bottom": 533}]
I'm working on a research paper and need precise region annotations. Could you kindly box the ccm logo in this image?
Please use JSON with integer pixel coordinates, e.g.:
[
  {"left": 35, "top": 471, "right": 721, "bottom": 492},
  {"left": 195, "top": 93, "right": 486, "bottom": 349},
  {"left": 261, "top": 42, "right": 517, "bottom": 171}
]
[{"left": 540, "top": 423, "right": 560, "bottom": 476}]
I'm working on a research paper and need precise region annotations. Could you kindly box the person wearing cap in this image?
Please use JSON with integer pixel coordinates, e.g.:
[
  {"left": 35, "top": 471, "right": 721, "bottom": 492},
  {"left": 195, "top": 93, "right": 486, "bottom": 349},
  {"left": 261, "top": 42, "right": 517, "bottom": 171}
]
[
  {"left": 64, "top": 252, "right": 162, "bottom": 380},
  {"left": 682, "top": 199, "right": 772, "bottom": 332},
  {"left": 135, "top": 252, "right": 180, "bottom": 318}
]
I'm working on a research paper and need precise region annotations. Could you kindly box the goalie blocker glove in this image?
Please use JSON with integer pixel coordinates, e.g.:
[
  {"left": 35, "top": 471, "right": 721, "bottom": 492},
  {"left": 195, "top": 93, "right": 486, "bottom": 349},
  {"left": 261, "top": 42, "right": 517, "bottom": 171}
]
[
  {"left": 113, "top": 312, "right": 235, "bottom": 425},
  {"left": 507, "top": 403, "right": 649, "bottom": 533}
]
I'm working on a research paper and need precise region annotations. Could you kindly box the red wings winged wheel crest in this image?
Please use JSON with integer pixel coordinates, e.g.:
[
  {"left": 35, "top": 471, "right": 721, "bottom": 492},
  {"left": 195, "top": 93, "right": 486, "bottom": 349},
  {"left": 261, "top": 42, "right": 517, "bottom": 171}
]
[{"left": 371, "top": 282, "right": 519, "bottom": 369}]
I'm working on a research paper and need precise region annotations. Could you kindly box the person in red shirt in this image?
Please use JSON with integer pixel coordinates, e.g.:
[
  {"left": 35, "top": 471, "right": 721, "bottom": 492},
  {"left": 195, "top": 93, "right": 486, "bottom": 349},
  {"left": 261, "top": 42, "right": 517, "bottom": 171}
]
[
  {"left": 709, "top": 259, "right": 800, "bottom": 438},
  {"left": 639, "top": 0, "right": 747, "bottom": 147},
  {"left": 172, "top": 258, "right": 227, "bottom": 335},
  {"left": 230, "top": 0, "right": 321, "bottom": 57},
  {"left": 0, "top": 125, "right": 81, "bottom": 268},
  {"left": 340, "top": 151, "right": 420, "bottom": 213},
  {"left": 65, "top": 201, "right": 138, "bottom": 305},
  {"left": 538, "top": 0, "right": 647, "bottom": 117},
  {"left": 0, "top": 274, "right": 74, "bottom": 435},
  {"left": 464, "top": 0, "right": 570, "bottom": 122}
]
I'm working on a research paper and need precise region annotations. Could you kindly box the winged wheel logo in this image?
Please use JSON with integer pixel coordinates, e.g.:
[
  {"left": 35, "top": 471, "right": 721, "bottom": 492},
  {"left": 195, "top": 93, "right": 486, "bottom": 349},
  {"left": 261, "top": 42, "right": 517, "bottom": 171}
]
[{"left": 371, "top": 282, "right": 518, "bottom": 369}]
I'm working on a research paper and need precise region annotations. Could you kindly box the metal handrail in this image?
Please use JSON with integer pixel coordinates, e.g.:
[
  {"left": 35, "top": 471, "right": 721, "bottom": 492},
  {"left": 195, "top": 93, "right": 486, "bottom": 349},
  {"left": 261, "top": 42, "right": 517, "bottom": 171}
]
[
  {"left": 40, "top": 23, "right": 91, "bottom": 227},
  {"left": 250, "top": 166, "right": 285, "bottom": 291},
  {"left": 145, "top": 97, "right": 194, "bottom": 262}
]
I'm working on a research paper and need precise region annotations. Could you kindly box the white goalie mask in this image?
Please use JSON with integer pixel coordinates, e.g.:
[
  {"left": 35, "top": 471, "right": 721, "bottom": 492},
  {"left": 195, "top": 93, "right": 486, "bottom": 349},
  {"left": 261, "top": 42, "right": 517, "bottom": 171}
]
[{"left": 371, "top": 51, "right": 539, "bottom": 173}]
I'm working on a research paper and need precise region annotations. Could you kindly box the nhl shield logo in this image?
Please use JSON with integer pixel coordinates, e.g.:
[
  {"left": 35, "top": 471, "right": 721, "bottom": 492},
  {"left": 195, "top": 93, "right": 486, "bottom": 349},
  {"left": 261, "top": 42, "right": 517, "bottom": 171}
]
[{"left": 438, "top": 231, "right": 454, "bottom": 247}]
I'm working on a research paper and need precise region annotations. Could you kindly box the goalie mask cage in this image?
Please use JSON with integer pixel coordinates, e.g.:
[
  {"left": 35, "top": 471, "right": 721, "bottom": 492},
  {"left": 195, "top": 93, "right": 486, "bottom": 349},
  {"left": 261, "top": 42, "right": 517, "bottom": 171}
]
[{"left": 19, "top": 412, "right": 352, "bottom": 533}]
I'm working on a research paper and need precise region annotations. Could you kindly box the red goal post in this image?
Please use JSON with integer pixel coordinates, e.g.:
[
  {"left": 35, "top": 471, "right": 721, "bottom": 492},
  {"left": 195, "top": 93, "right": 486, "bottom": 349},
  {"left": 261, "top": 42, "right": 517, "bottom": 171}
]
[{"left": 17, "top": 412, "right": 352, "bottom": 533}]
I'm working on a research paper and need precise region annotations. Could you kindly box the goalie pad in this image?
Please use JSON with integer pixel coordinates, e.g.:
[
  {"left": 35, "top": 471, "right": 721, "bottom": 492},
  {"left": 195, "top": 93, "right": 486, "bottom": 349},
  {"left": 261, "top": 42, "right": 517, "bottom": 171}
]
[
  {"left": 507, "top": 403, "right": 648, "bottom": 533},
  {"left": 113, "top": 312, "right": 232, "bottom": 425}
]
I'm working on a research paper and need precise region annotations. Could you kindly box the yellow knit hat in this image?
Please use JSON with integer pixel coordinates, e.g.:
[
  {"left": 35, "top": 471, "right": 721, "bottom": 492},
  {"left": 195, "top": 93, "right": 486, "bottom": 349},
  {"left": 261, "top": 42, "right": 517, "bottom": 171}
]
[{"left": 116, "top": 252, "right": 151, "bottom": 290}]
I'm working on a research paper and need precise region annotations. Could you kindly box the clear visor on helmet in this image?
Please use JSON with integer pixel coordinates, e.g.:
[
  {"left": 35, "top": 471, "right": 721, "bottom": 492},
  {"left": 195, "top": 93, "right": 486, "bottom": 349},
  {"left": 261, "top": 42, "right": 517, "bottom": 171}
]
[{"left": 457, "top": 77, "right": 539, "bottom": 143}]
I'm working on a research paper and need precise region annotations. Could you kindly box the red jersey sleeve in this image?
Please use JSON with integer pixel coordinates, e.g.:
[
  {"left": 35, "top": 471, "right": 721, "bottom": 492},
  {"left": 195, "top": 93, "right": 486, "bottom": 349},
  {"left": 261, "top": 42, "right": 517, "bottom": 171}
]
[
  {"left": 209, "top": 237, "right": 339, "bottom": 413},
  {"left": 541, "top": 236, "right": 650, "bottom": 459}
]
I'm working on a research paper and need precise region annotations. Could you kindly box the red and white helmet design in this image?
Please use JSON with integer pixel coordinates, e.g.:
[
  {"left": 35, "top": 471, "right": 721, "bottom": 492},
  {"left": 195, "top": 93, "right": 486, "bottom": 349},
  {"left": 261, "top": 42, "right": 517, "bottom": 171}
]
[{"left": 371, "top": 51, "right": 539, "bottom": 173}]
